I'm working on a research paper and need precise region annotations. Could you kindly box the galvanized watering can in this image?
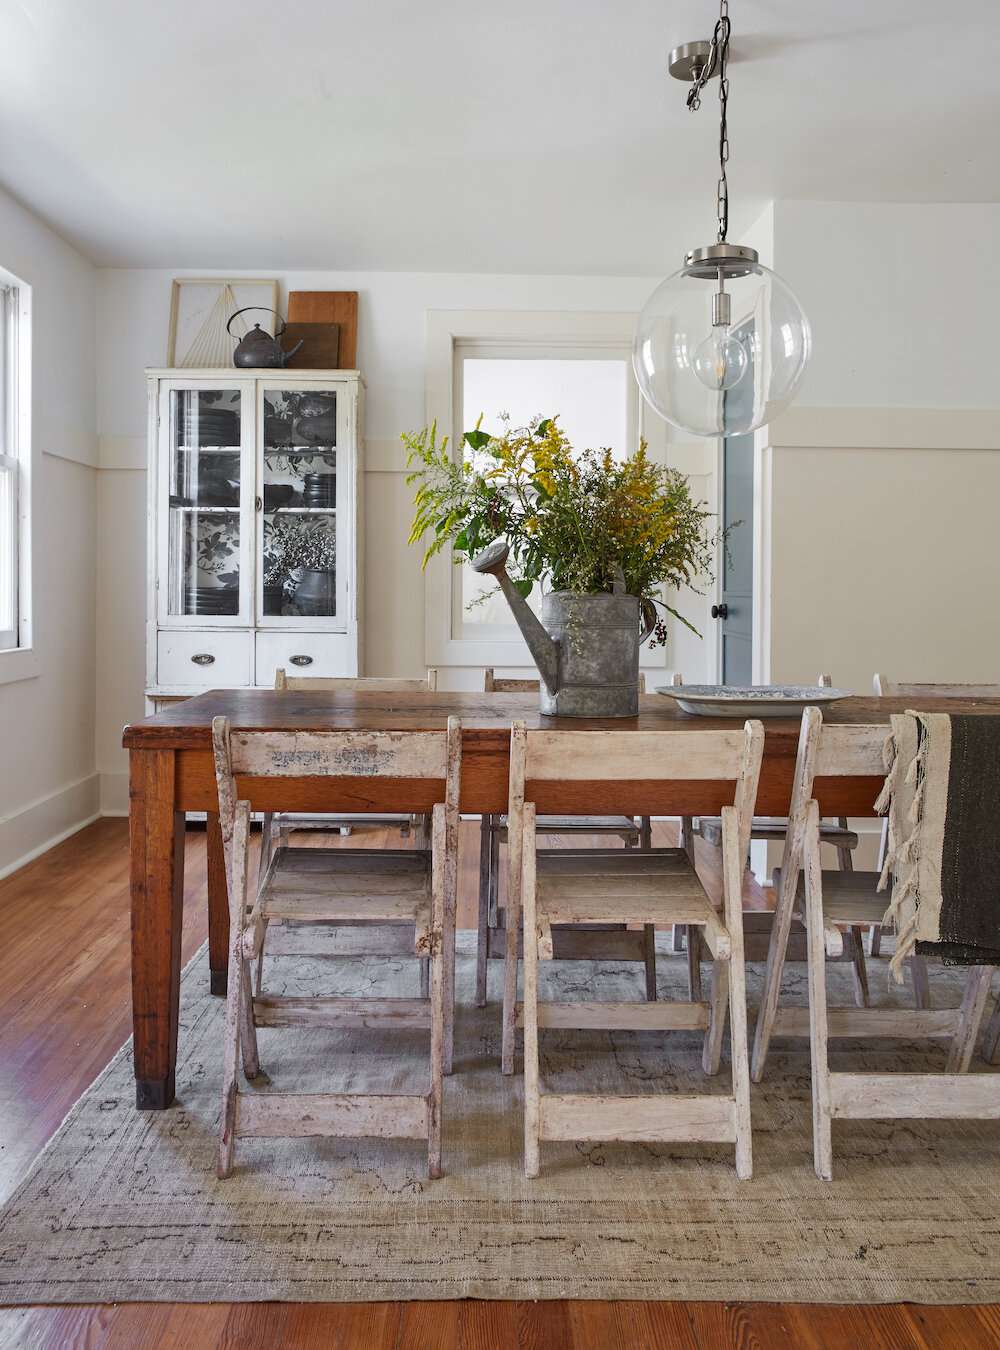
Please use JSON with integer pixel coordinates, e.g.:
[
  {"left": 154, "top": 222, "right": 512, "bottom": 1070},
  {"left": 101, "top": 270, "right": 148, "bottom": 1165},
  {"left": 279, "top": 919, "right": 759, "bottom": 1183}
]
[{"left": 472, "top": 541, "right": 656, "bottom": 717}]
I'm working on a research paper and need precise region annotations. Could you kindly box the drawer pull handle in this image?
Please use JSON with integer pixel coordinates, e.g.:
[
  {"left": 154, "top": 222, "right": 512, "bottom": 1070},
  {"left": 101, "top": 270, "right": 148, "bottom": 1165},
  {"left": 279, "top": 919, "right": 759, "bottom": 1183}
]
[
  {"left": 289, "top": 654, "right": 314, "bottom": 667},
  {"left": 191, "top": 652, "right": 216, "bottom": 666}
]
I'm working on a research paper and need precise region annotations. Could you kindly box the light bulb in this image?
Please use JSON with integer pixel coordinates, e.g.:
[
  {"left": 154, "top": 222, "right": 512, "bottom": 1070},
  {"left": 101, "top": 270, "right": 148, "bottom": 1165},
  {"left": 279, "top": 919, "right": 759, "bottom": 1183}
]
[{"left": 692, "top": 329, "right": 747, "bottom": 391}]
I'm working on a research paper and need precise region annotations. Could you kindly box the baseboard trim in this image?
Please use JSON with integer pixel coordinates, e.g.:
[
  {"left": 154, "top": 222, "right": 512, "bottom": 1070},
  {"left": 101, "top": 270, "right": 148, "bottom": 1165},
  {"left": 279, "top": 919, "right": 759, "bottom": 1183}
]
[{"left": 0, "top": 773, "right": 102, "bottom": 880}]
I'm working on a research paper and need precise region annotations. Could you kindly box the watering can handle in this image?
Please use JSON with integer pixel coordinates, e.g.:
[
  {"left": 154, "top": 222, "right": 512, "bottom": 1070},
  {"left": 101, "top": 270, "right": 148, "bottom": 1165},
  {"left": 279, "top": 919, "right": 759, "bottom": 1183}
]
[
  {"left": 639, "top": 598, "right": 657, "bottom": 644},
  {"left": 226, "top": 306, "right": 287, "bottom": 337}
]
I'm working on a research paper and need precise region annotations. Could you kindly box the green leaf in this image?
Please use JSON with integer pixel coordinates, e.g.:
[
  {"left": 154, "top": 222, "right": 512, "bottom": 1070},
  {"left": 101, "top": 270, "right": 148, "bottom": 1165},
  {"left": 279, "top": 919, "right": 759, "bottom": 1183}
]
[
  {"left": 513, "top": 578, "right": 533, "bottom": 598},
  {"left": 464, "top": 429, "right": 490, "bottom": 451},
  {"left": 453, "top": 529, "right": 468, "bottom": 551},
  {"left": 536, "top": 418, "right": 551, "bottom": 437}
]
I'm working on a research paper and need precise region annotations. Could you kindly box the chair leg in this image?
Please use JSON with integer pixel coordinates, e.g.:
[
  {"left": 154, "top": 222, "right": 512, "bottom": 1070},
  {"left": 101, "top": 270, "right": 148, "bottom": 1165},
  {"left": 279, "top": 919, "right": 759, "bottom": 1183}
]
[
  {"left": 521, "top": 812, "right": 540, "bottom": 1178},
  {"left": 420, "top": 956, "right": 430, "bottom": 999},
  {"left": 702, "top": 957, "right": 730, "bottom": 1076},
  {"left": 427, "top": 943, "right": 444, "bottom": 1180},
  {"left": 253, "top": 918, "right": 270, "bottom": 997},
  {"left": 238, "top": 961, "right": 260, "bottom": 1080},
  {"left": 643, "top": 924, "right": 657, "bottom": 1001},
  {"left": 848, "top": 926, "right": 870, "bottom": 1008},
  {"left": 218, "top": 944, "right": 246, "bottom": 1180},
  {"left": 687, "top": 927, "right": 703, "bottom": 1002},
  {"left": 945, "top": 965, "right": 995, "bottom": 1073},
  {"left": 639, "top": 815, "right": 653, "bottom": 850},
  {"left": 428, "top": 809, "right": 447, "bottom": 1179},
  {"left": 488, "top": 823, "right": 500, "bottom": 927},
  {"left": 869, "top": 924, "right": 882, "bottom": 957},
  {"left": 984, "top": 995, "right": 1000, "bottom": 1065},
  {"left": 501, "top": 912, "right": 519, "bottom": 1076},
  {"left": 803, "top": 809, "right": 833, "bottom": 1182},
  {"left": 720, "top": 816, "right": 752, "bottom": 1180},
  {"left": 476, "top": 815, "right": 491, "bottom": 1007},
  {"left": 909, "top": 955, "right": 932, "bottom": 1009}
]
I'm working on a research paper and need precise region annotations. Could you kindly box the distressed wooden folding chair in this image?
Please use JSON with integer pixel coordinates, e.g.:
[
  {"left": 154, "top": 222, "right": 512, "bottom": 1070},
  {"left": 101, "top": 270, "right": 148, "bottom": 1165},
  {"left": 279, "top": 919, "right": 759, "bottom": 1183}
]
[
  {"left": 255, "top": 670, "right": 440, "bottom": 995},
  {"left": 506, "top": 717, "right": 764, "bottom": 1179},
  {"left": 748, "top": 707, "right": 993, "bottom": 1176},
  {"left": 690, "top": 674, "right": 870, "bottom": 1006},
  {"left": 262, "top": 668, "right": 439, "bottom": 849},
  {"left": 213, "top": 714, "right": 460, "bottom": 1180},
  {"left": 799, "top": 789, "right": 997, "bottom": 1180},
  {"left": 476, "top": 669, "right": 652, "bottom": 1009}
]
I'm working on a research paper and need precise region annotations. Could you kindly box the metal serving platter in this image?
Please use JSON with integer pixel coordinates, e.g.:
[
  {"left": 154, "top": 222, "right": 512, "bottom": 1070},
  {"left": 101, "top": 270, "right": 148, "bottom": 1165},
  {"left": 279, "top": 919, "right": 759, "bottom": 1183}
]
[{"left": 654, "top": 684, "right": 851, "bottom": 718}]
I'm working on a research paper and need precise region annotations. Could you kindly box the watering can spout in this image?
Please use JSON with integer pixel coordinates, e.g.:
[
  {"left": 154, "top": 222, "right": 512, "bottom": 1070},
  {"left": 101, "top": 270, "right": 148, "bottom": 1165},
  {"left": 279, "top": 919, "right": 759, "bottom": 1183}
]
[{"left": 471, "top": 541, "right": 560, "bottom": 697}]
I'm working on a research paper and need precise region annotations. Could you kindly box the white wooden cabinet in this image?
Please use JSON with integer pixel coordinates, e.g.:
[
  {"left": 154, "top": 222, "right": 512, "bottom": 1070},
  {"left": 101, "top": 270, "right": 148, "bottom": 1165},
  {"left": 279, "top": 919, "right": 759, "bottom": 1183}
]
[{"left": 145, "top": 369, "right": 363, "bottom": 708}]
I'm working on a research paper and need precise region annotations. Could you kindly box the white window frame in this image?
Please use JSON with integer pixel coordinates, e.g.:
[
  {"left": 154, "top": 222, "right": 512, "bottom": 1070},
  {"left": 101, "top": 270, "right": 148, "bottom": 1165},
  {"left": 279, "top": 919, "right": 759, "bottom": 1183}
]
[
  {"left": 423, "top": 310, "right": 670, "bottom": 671},
  {"left": 0, "top": 271, "right": 32, "bottom": 669}
]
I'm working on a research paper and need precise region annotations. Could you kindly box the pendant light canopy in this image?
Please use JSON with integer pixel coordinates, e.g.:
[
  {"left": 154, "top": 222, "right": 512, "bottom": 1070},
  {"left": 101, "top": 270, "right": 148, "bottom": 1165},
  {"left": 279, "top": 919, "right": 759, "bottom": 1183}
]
[{"left": 633, "top": 2, "right": 811, "bottom": 437}]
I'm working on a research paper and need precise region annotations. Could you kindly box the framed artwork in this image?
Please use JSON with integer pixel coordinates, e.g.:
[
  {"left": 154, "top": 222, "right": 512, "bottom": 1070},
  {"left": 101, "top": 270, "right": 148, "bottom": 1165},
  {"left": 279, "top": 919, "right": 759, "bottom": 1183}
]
[{"left": 167, "top": 278, "right": 279, "bottom": 368}]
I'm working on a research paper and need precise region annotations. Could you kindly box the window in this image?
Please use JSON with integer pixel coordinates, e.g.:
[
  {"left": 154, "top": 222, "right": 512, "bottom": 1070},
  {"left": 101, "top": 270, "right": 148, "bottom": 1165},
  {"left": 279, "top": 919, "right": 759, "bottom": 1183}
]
[
  {"left": 458, "top": 354, "right": 629, "bottom": 637},
  {"left": 0, "top": 275, "right": 29, "bottom": 653},
  {"left": 423, "top": 311, "right": 669, "bottom": 670}
]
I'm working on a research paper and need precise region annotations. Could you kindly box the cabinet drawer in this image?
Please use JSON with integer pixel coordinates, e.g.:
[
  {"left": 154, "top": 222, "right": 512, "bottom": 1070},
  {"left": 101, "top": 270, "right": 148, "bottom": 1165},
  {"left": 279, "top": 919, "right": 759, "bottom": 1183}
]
[
  {"left": 157, "top": 631, "right": 253, "bottom": 687},
  {"left": 255, "top": 632, "right": 359, "bottom": 687}
]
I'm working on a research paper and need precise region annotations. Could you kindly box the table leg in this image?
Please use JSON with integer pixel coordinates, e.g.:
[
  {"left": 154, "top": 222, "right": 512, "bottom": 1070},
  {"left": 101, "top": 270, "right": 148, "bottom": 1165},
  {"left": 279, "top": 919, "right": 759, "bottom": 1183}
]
[
  {"left": 130, "top": 749, "right": 185, "bottom": 1110},
  {"left": 206, "top": 811, "right": 230, "bottom": 996}
]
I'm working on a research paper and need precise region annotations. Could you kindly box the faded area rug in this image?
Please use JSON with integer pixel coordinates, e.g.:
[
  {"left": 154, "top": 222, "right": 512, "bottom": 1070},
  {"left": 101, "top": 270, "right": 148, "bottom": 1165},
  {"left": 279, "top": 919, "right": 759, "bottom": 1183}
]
[{"left": 1, "top": 935, "right": 998, "bottom": 1304}]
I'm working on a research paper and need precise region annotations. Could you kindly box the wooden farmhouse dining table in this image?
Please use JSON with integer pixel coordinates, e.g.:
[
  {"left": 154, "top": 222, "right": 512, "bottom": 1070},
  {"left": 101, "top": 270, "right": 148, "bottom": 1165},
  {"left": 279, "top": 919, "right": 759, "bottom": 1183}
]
[{"left": 123, "top": 688, "right": 1000, "bottom": 1109}]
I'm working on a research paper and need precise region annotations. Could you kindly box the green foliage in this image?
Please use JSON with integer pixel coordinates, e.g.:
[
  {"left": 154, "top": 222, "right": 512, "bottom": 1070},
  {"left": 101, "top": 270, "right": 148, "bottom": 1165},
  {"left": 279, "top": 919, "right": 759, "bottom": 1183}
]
[{"left": 401, "top": 414, "right": 719, "bottom": 642}]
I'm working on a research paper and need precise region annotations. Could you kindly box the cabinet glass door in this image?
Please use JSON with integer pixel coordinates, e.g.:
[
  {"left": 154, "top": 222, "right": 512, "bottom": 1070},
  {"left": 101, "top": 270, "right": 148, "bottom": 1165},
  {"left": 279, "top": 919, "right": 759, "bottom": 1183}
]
[
  {"left": 162, "top": 385, "right": 250, "bottom": 622},
  {"left": 259, "top": 386, "right": 343, "bottom": 623}
]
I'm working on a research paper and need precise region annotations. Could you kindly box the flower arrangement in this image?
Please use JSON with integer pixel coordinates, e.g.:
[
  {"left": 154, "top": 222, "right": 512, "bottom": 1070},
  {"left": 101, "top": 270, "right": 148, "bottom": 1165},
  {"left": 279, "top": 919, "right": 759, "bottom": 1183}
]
[{"left": 402, "top": 414, "right": 717, "bottom": 643}]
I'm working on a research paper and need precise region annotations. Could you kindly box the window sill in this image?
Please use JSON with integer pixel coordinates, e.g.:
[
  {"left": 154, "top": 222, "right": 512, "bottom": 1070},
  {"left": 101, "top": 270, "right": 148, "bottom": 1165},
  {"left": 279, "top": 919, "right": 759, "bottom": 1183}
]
[{"left": 0, "top": 647, "right": 40, "bottom": 686}]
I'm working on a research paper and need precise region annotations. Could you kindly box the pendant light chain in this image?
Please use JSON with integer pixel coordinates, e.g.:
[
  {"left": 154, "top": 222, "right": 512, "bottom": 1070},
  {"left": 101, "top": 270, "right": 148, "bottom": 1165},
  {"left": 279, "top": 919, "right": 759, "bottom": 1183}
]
[{"left": 686, "top": 0, "right": 732, "bottom": 243}]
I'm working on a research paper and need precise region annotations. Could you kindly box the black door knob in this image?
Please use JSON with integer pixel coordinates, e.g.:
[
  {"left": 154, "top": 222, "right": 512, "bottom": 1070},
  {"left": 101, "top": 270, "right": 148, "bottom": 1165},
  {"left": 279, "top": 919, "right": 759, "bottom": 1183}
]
[{"left": 711, "top": 603, "right": 728, "bottom": 620}]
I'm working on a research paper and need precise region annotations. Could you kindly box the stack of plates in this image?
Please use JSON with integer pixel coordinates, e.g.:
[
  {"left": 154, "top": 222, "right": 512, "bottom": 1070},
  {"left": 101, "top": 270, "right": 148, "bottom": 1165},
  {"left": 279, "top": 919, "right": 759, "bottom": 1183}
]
[
  {"left": 302, "top": 472, "right": 336, "bottom": 508},
  {"left": 179, "top": 407, "right": 240, "bottom": 446},
  {"left": 184, "top": 585, "right": 239, "bottom": 616}
]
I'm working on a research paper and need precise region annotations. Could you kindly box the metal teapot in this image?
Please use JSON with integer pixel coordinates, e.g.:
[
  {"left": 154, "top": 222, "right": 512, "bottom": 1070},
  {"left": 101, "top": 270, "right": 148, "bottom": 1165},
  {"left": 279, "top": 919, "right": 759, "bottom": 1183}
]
[{"left": 227, "top": 307, "right": 304, "bottom": 369}]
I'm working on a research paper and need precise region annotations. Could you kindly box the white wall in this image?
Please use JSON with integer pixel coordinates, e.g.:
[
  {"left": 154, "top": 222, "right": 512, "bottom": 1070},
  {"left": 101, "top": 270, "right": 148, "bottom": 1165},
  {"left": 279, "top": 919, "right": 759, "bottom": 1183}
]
[
  {"left": 95, "top": 267, "right": 696, "bottom": 809},
  {"left": 0, "top": 187, "right": 98, "bottom": 875},
  {"left": 759, "top": 203, "right": 1000, "bottom": 871},
  {"left": 761, "top": 202, "right": 1000, "bottom": 690}
]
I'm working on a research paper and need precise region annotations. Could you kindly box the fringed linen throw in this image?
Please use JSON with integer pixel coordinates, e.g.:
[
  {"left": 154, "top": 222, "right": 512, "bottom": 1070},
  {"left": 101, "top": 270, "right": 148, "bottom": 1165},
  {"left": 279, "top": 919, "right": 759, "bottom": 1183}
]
[{"left": 876, "top": 712, "right": 1000, "bottom": 982}]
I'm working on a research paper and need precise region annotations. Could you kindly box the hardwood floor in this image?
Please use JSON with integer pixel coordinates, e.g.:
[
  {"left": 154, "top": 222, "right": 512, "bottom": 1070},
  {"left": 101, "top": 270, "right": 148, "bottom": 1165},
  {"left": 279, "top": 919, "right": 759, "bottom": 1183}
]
[{"left": 0, "top": 819, "right": 996, "bottom": 1348}]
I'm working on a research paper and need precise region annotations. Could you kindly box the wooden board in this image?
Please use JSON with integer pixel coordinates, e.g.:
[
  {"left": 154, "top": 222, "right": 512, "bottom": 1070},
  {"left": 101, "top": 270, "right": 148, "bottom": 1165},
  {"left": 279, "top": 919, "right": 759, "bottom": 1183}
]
[
  {"left": 287, "top": 291, "right": 358, "bottom": 367},
  {"left": 283, "top": 322, "right": 340, "bottom": 369}
]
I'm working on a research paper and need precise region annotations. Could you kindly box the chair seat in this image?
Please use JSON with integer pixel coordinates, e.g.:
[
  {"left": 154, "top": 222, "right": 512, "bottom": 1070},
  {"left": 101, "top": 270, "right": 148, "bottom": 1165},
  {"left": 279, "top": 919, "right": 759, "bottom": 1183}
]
[
  {"left": 273, "top": 813, "right": 414, "bottom": 829},
  {"left": 772, "top": 866, "right": 885, "bottom": 925},
  {"left": 534, "top": 848, "right": 730, "bottom": 958},
  {"left": 493, "top": 815, "right": 639, "bottom": 838},
  {"left": 698, "top": 815, "right": 859, "bottom": 849},
  {"left": 258, "top": 847, "right": 431, "bottom": 932}
]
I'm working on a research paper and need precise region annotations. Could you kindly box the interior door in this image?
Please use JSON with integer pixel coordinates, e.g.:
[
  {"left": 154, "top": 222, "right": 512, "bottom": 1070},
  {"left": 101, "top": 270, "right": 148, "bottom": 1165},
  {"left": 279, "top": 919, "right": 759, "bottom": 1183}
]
[{"left": 717, "top": 324, "right": 754, "bottom": 684}]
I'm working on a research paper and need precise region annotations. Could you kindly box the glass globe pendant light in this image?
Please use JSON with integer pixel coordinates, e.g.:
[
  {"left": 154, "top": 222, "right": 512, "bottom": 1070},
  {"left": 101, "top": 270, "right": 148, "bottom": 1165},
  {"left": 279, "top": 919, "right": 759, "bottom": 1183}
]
[{"left": 633, "top": 1, "right": 811, "bottom": 437}]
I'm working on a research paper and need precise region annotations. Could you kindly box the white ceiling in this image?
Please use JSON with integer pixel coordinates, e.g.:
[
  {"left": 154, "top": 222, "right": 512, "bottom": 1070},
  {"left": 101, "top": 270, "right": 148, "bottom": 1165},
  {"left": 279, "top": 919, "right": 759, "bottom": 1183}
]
[{"left": 0, "top": 0, "right": 997, "bottom": 272}]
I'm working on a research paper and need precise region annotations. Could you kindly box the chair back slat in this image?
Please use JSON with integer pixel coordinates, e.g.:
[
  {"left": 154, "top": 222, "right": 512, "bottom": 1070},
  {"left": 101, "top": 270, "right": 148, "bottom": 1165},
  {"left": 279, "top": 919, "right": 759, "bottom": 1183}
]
[
  {"left": 874, "top": 673, "right": 1000, "bottom": 699},
  {"left": 226, "top": 728, "right": 447, "bottom": 779},
  {"left": 813, "top": 724, "right": 887, "bottom": 778},
  {"left": 275, "top": 669, "right": 438, "bottom": 693},
  {"left": 485, "top": 669, "right": 646, "bottom": 694},
  {"left": 525, "top": 728, "right": 748, "bottom": 781}
]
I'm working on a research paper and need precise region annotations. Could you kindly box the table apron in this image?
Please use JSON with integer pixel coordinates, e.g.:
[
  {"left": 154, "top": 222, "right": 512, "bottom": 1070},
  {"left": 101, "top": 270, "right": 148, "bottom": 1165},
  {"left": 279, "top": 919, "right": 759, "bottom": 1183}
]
[{"left": 173, "top": 749, "right": 884, "bottom": 819}]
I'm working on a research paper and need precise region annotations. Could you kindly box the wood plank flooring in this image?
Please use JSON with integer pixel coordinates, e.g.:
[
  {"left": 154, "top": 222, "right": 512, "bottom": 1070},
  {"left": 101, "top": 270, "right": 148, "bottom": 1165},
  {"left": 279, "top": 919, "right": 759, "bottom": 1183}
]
[{"left": 0, "top": 818, "right": 996, "bottom": 1348}]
